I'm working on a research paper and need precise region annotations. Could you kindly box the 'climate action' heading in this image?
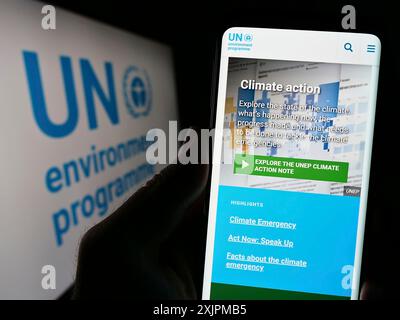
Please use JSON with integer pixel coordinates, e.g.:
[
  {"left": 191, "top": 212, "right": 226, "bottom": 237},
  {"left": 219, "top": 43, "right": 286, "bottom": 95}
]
[{"left": 240, "top": 80, "right": 321, "bottom": 95}]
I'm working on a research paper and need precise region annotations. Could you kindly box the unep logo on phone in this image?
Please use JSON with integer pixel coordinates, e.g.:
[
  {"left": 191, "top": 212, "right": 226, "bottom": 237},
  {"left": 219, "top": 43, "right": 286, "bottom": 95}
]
[
  {"left": 227, "top": 33, "right": 253, "bottom": 52},
  {"left": 123, "top": 66, "right": 152, "bottom": 118},
  {"left": 228, "top": 33, "right": 253, "bottom": 42}
]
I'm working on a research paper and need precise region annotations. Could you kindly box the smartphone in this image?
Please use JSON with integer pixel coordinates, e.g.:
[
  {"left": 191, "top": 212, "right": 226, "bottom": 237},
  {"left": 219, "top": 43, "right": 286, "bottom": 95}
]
[{"left": 202, "top": 27, "right": 381, "bottom": 300}]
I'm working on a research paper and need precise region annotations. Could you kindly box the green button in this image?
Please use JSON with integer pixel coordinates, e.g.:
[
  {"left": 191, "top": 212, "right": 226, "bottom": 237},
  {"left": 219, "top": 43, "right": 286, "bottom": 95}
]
[{"left": 234, "top": 154, "right": 348, "bottom": 183}]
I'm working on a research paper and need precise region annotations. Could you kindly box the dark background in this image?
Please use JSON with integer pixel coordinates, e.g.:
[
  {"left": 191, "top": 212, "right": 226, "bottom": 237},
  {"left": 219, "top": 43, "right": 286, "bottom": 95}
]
[{"left": 43, "top": 0, "right": 398, "bottom": 299}]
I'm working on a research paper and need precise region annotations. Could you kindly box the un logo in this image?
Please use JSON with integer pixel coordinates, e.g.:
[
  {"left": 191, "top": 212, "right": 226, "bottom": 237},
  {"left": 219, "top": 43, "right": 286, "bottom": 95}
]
[{"left": 123, "top": 66, "right": 152, "bottom": 118}]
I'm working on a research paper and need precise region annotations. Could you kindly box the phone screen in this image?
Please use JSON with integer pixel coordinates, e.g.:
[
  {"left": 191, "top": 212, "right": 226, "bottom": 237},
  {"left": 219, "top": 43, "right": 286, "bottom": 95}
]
[{"left": 203, "top": 28, "right": 381, "bottom": 300}]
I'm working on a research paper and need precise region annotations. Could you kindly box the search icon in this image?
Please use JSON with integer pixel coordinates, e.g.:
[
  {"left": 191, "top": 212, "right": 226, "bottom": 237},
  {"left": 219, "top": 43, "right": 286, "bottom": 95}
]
[{"left": 344, "top": 42, "right": 353, "bottom": 52}]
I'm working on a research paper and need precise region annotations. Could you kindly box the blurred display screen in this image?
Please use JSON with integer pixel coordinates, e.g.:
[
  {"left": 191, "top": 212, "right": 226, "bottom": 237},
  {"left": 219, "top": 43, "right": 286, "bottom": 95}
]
[{"left": 0, "top": 0, "right": 177, "bottom": 299}]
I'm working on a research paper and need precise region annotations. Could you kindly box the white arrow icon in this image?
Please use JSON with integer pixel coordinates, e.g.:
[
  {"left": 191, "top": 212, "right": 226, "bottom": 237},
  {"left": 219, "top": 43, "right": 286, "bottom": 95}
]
[{"left": 241, "top": 160, "right": 249, "bottom": 169}]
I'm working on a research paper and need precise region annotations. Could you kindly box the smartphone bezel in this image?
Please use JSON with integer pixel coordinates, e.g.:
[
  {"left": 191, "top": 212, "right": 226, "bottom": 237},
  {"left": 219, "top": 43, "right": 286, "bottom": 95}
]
[{"left": 202, "top": 27, "right": 381, "bottom": 300}]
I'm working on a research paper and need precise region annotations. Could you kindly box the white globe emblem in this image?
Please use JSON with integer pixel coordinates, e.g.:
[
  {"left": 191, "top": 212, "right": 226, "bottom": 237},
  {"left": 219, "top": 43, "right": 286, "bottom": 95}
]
[
  {"left": 244, "top": 34, "right": 253, "bottom": 42},
  {"left": 123, "top": 66, "right": 152, "bottom": 118}
]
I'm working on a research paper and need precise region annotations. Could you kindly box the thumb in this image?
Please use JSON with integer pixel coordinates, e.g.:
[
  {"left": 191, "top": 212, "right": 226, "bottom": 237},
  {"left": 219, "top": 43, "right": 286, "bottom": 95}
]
[
  {"left": 89, "top": 161, "right": 209, "bottom": 246},
  {"left": 73, "top": 161, "right": 209, "bottom": 299},
  {"left": 360, "top": 280, "right": 385, "bottom": 300}
]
